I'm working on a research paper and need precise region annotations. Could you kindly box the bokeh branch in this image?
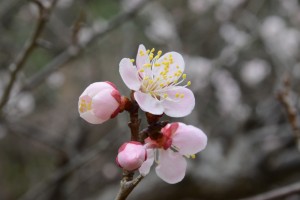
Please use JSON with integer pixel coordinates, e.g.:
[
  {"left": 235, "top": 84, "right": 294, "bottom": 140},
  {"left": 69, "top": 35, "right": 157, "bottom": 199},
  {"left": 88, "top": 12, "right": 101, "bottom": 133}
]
[
  {"left": 242, "top": 181, "right": 300, "bottom": 200},
  {"left": 277, "top": 76, "right": 300, "bottom": 150},
  {"left": 21, "top": 0, "right": 153, "bottom": 92},
  {"left": 0, "top": 0, "right": 58, "bottom": 113}
]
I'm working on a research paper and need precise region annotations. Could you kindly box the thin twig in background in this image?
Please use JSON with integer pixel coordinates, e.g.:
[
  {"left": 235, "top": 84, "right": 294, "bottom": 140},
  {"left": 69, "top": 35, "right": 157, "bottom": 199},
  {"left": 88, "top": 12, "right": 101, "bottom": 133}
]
[
  {"left": 18, "top": 127, "right": 119, "bottom": 200},
  {"left": 0, "top": 0, "right": 58, "bottom": 113},
  {"left": 241, "top": 181, "right": 300, "bottom": 200},
  {"left": 21, "top": 0, "right": 153, "bottom": 92},
  {"left": 277, "top": 75, "right": 300, "bottom": 150},
  {"left": 5, "top": 121, "right": 65, "bottom": 153}
]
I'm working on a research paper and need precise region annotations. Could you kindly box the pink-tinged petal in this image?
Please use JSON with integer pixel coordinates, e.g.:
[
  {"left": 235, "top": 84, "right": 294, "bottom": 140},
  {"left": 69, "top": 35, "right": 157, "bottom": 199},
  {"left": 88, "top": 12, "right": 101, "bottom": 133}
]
[
  {"left": 155, "top": 149, "right": 187, "bottom": 184},
  {"left": 136, "top": 44, "right": 150, "bottom": 70},
  {"left": 134, "top": 91, "right": 164, "bottom": 115},
  {"left": 81, "top": 82, "right": 113, "bottom": 98},
  {"left": 139, "top": 149, "right": 154, "bottom": 176},
  {"left": 153, "top": 52, "right": 185, "bottom": 79},
  {"left": 171, "top": 123, "right": 207, "bottom": 155},
  {"left": 162, "top": 87, "right": 195, "bottom": 117},
  {"left": 92, "top": 89, "right": 119, "bottom": 120},
  {"left": 79, "top": 110, "right": 106, "bottom": 124},
  {"left": 162, "top": 123, "right": 179, "bottom": 138},
  {"left": 119, "top": 58, "right": 141, "bottom": 90}
]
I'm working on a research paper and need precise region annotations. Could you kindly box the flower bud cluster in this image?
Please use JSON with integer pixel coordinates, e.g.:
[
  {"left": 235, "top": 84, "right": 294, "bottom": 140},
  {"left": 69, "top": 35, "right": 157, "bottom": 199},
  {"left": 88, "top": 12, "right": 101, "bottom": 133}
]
[{"left": 78, "top": 44, "right": 208, "bottom": 183}]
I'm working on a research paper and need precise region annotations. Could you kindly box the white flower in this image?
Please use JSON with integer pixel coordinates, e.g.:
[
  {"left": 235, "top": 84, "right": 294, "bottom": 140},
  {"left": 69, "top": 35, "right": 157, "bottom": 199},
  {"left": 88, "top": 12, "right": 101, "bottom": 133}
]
[{"left": 119, "top": 44, "right": 195, "bottom": 117}]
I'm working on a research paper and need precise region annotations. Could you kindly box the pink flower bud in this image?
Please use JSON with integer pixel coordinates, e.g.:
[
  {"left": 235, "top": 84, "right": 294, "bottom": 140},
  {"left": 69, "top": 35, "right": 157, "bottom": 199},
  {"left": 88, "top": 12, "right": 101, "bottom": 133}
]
[
  {"left": 116, "top": 142, "right": 147, "bottom": 171},
  {"left": 78, "top": 82, "right": 121, "bottom": 124}
]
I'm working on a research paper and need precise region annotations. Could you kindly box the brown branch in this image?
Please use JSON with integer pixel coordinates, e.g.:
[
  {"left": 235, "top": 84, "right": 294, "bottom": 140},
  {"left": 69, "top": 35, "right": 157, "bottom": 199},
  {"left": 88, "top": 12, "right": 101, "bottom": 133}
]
[
  {"left": 114, "top": 174, "right": 144, "bottom": 200},
  {"left": 277, "top": 75, "right": 300, "bottom": 150},
  {"left": 0, "top": 0, "right": 58, "bottom": 113},
  {"left": 241, "top": 181, "right": 300, "bottom": 200},
  {"left": 21, "top": 0, "right": 153, "bottom": 92},
  {"left": 128, "top": 91, "right": 141, "bottom": 141},
  {"left": 114, "top": 92, "right": 143, "bottom": 200}
]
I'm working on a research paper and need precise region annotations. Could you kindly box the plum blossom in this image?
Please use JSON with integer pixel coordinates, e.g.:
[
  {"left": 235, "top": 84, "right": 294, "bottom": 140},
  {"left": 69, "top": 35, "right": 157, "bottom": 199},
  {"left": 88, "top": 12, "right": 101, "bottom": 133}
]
[
  {"left": 78, "top": 82, "right": 121, "bottom": 124},
  {"left": 139, "top": 122, "right": 207, "bottom": 184},
  {"left": 119, "top": 44, "right": 195, "bottom": 117},
  {"left": 116, "top": 141, "right": 147, "bottom": 171}
]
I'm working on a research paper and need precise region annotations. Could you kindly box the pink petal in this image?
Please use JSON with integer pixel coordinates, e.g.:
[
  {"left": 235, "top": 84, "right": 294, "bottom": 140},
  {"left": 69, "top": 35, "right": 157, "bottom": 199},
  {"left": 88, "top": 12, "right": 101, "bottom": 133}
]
[
  {"left": 134, "top": 91, "right": 164, "bottom": 115},
  {"left": 153, "top": 52, "right": 185, "bottom": 79},
  {"left": 172, "top": 123, "right": 207, "bottom": 155},
  {"left": 162, "top": 87, "right": 195, "bottom": 117},
  {"left": 119, "top": 58, "right": 141, "bottom": 90},
  {"left": 155, "top": 149, "right": 187, "bottom": 184},
  {"left": 81, "top": 82, "right": 112, "bottom": 98},
  {"left": 92, "top": 89, "right": 119, "bottom": 120},
  {"left": 139, "top": 149, "right": 154, "bottom": 176},
  {"left": 79, "top": 110, "right": 106, "bottom": 124},
  {"left": 117, "top": 142, "right": 146, "bottom": 171}
]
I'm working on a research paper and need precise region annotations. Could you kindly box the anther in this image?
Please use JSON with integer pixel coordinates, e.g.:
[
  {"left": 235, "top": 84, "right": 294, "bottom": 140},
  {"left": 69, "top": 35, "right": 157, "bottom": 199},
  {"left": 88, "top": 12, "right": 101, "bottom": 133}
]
[{"left": 143, "top": 63, "right": 152, "bottom": 67}]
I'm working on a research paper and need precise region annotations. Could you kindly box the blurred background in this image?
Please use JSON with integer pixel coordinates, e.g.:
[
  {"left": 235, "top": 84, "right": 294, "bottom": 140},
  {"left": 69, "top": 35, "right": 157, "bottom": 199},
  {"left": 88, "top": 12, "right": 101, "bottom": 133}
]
[{"left": 0, "top": 0, "right": 300, "bottom": 199}]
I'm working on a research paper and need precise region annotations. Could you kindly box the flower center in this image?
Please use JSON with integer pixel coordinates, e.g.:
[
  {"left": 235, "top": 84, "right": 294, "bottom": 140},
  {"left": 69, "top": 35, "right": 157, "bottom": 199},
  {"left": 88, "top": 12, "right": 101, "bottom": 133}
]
[
  {"left": 79, "top": 99, "right": 92, "bottom": 113},
  {"left": 133, "top": 48, "right": 191, "bottom": 101}
]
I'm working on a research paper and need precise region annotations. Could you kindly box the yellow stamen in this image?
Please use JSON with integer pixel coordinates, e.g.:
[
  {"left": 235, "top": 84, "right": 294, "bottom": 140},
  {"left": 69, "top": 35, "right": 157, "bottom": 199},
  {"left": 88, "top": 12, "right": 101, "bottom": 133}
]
[
  {"left": 139, "top": 50, "right": 144, "bottom": 56},
  {"left": 154, "top": 63, "right": 161, "bottom": 67},
  {"left": 149, "top": 53, "right": 154, "bottom": 61},
  {"left": 180, "top": 94, "right": 184, "bottom": 98},
  {"left": 187, "top": 81, "right": 191, "bottom": 86},
  {"left": 143, "top": 63, "right": 152, "bottom": 67},
  {"left": 175, "top": 93, "right": 180, "bottom": 98},
  {"left": 130, "top": 59, "right": 135, "bottom": 63},
  {"left": 139, "top": 69, "right": 144, "bottom": 72},
  {"left": 182, "top": 74, "right": 187, "bottom": 79},
  {"left": 191, "top": 154, "right": 196, "bottom": 159},
  {"left": 163, "top": 93, "right": 168, "bottom": 98}
]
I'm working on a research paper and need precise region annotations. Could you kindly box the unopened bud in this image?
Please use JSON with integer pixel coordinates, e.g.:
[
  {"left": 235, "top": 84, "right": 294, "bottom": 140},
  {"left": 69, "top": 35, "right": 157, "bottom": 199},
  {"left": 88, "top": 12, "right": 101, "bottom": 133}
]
[
  {"left": 78, "top": 81, "right": 121, "bottom": 124},
  {"left": 116, "top": 142, "right": 147, "bottom": 171}
]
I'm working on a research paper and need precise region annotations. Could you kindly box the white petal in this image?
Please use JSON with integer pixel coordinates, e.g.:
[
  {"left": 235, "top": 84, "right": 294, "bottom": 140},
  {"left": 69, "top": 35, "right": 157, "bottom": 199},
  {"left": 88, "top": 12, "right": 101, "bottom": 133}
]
[
  {"left": 119, "top": 58, "right": 141, "bottom": 90},
  {"left": 134, "top": 91, "right": 164, "bottom": 115},
  {"left": 155, "top": 149, "right": 187, "bottom": 184},
  {"left": 172, "top": 123, "right": 207, "bottom": 155},
  {"left": 139, "top": 149, "right": 154, "bottom": 176},
  {"left": 79, "top": 110, "right": 106, "bottom": 124},
  {"left": 152, "top": 52, "right": 185, "bottom": 80},
  {"left": 136, "top": 44, "right": 150, "bottom": 69},
  {"left": 136, "top": 44, "right": 152, "bottom": 78},
  {"left": 162, "top": 87, "right": 195, "bottom": 117}
]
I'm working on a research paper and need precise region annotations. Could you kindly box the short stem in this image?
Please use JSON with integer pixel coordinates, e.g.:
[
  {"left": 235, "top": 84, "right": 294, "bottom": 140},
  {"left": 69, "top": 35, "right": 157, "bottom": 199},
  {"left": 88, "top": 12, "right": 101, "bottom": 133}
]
[{"left": 128, "top": 91, "right": 141, "bottom": 142}]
